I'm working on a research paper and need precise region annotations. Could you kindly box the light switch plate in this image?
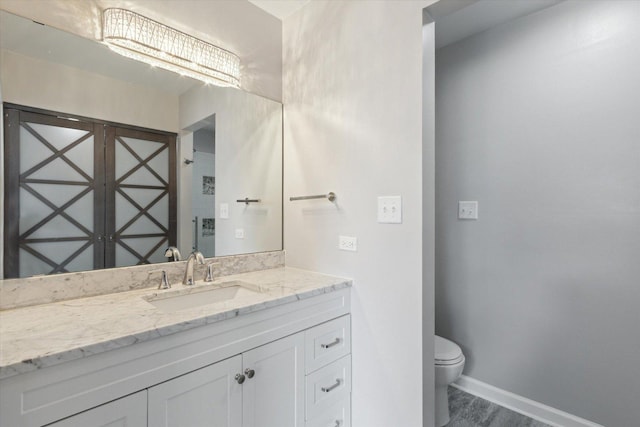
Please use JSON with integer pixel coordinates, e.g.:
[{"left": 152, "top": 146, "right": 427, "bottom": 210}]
[
  {"left": 220, "top": 203, "right": 229, "bottom": 219},
  {"left": 458, "top": 201, "right": 478, "bottom": 219},
  {"left": 378, "top": 196, "right": 402, "bottom": 223},
  {"left": 235, "top": 229, "right": 244, "bottom": 239}
]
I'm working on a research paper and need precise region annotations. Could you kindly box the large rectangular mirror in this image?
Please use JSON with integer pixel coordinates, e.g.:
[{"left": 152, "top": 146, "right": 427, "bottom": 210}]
[{"left": 0, "top": 10, "right": 282, "bottom": 278}]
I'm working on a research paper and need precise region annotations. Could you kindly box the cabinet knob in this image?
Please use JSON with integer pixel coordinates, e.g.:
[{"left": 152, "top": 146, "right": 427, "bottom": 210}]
[
  {"left": 235, "top": 373, "right": 246, "bottom": 384},
  {"left": 244, "top": 368, "right": 255, "bottom": 379}
]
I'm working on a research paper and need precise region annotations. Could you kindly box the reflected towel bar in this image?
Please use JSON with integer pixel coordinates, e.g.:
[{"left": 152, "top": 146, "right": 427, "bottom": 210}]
[
  {"left": 237, "top": 198, "right": 261, "bottom": 205},
  {"left": 289, "top": 192, "right": 336, "bottom": 202}
]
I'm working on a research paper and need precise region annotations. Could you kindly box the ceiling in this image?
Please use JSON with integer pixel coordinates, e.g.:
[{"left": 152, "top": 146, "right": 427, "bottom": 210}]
[
  {"left": 248, "top": 0, "right": 310, "bottom": 20},
  {"left": 1, "top": 0, "right": 565, "bottom": 98},
  {"left": 427, "top": 0, "right": 565, "bottom": 49}
]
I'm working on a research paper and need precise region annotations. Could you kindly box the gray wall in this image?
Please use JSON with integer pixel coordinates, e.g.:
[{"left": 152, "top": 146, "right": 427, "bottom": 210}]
[{"left": 435, "top": 1, "right": 640, "bottom": 426}]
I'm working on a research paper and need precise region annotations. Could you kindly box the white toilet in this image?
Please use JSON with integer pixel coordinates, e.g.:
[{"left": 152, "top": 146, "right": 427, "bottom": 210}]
[{"left": 435, "top": 335, "right": 465, "bottom": 427}]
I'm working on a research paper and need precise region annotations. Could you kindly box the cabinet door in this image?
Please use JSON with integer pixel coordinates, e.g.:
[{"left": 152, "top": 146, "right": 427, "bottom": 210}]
[
  {"left": 148, "top": 355, "right": 242, "bottom": 427},
  {"left": 46, "top": 390, "right": 146, "bottom": 427},
  {"left": 242, "top": 332, "right": 305, "bottom": 427}
]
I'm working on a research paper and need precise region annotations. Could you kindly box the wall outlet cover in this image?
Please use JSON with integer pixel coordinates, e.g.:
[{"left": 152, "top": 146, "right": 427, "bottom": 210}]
[
  {"left": 235, "top": 228, "right": 245, "bottom": 239},
  {"left": 458, "top": 201, "right": 478, "bottom": 220},
  {"left": 339, "top": 235, "right": 357, "bottom": 251},
  {"left": 220, "top": 203, "right": 229, "bottom": 219}
]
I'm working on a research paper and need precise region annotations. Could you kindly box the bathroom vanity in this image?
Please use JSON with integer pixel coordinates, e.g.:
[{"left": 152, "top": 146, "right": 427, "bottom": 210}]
[{"left": 0, "top": 267, "right": 352, "bottom": 427}]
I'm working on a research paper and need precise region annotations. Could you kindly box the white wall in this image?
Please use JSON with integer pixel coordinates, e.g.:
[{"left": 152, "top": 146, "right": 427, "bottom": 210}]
[
  {"left": 180, "top": 85, "right": 282, "bottom": 257},
  {"left": 422, "top": 12, "right": 436, "bottom": 425},
  {"left": 435, "top": 1, "right": 640, "bottom": 426},
  {"left": 0, "top": 0, "right": 282, "bottom": 101},
  {"left": 0, "top": 50, "right": 179, "bottom": 132},
  {"left": 283, "top": 1, "right": 436, "bottom": 425}
]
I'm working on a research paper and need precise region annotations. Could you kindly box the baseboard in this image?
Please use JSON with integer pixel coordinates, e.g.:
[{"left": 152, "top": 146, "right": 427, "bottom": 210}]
[{"left": 453, "top": 375, "right": 603, "bottom": 427}]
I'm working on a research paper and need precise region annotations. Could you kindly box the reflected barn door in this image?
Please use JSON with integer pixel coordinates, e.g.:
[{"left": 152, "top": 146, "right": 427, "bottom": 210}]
[
  {"left": 3, "top": 106, "right": 177, "bottom": 278},
  {"left": 3, "top": 110, "right": 104, "bottom": 277},
  {"left": 105, "top": 126, "right": 176, "bottom": 268}
]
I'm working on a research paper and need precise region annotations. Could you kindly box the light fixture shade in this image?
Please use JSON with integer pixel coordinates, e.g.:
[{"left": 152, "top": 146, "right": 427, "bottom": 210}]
[{"left": 102, "top": 8, "right": 240, "bottom": 88}]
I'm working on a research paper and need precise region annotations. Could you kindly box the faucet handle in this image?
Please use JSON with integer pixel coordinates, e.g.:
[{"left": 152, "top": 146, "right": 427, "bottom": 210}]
[
  {"left": 193, "top": 250, "right": 205, "bottom": 264},
  {"left": 164, "top": 246, "right": 181, "bottom": 261},
  {"left": 149, "top": 269, "right": 171, "bottom": 290},
  {"left": 204, "top": 262, "right": 219, "bottom": 282}
]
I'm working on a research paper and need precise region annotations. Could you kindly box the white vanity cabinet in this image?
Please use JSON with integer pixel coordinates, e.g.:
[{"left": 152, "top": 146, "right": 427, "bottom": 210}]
[
  {"left": 0, "top": 288, "right": 351, "bottom": 427},
  {"left": 46, "top": 391, "right": 147, "bottom": 427},
  {"left": 148, "top": 333, "right": 305, "bottom": 427},
  {"left": 148, "top": 355, "right": 243, "bottom": 427},
  {"left": 241, "top": 332, "right": 305, "bottom": 427},
  {"left": 304, "top": 315, "right": 352, "bottom": 427}
]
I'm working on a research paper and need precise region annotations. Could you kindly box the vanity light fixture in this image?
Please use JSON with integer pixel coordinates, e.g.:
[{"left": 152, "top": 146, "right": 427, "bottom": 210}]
[{"left": 102, "top": 8, "right": 240, "bottom": 88}]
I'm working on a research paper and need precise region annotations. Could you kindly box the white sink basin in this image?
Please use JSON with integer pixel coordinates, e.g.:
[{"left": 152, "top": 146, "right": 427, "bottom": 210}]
[{"left": 144, "top": 281, "right": 262, "bottom": 312}]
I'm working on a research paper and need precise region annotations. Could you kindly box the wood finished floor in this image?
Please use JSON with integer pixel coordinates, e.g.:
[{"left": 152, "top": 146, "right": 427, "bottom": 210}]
[{"left": 446, "top": 386, "right": 552, "bottom": 427}]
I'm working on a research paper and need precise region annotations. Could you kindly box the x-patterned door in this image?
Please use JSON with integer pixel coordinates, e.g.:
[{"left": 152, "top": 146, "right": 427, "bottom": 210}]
[
  {"left": 3, "top": 107, "right": 177, "bottom": 278},
  {"left": 105, "top": 126, "right": 176, "bottom": 268},
  {"left": 3, "top": 110, "right": 105, "bottom": 277}
]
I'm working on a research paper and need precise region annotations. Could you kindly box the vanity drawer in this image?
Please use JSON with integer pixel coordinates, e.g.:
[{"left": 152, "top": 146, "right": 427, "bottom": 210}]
[
  {"left": 305, "top": 397, "right": 351, "bottom": 427},
  {"left": 305, "top": 355, "right": 351, "bottom": 421},
  {"left": 305, "top": 315, "right": 350, "bottom": 374}
]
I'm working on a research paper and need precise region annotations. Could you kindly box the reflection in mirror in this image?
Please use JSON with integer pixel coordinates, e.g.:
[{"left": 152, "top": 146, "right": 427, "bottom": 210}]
[
  {"left": 0, "top": 10, "right": 283, "bottom": 278},
  {"left": 179, "top": 86, "right": 282, "bottom": 259},
  {"left": 191, "top": 117, "right": 217, "bottom": 257}
]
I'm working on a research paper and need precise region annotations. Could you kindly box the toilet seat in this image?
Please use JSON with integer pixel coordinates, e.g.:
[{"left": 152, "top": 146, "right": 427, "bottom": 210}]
[
  {"left": 435, "top": 354, "right": 465, "bottom": 366},
  {"left": 435, "top": 335, "right": 464, "bottom": 365}
]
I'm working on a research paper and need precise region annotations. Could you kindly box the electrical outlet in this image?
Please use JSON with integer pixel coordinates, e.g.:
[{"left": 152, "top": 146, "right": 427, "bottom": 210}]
[
  {"left": 235, "top": 229, "right": 244, "bottom": 239},
  {"left": 458, "top": 201, "right": 478, "bottom": 220},
  {"left": 377, "top": 196, "right": 402, "bottom": 223},
  {"left": 220, "top": 203, "right": 229, "bottom": 219},
  {"left": 339, "top": 235, "right": 357, "bottom": 252}
]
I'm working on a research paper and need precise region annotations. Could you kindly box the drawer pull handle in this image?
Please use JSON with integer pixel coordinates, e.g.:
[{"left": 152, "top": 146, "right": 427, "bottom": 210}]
[
  {"left": 321, "top": 379, "right": 341, "bottom": 393},
  {"left": 321, "top": 338, "right": 341, "bottom": 349}
]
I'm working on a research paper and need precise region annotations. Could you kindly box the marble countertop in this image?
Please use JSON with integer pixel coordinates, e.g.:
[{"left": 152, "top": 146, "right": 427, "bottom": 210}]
[{"left": 0, "top": 267, "right": 351, "bottom": 380}]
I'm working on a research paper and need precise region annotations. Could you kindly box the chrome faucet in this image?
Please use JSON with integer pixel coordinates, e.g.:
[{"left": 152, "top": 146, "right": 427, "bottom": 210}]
[
  {"left": 204, "top": 262, "right": 219, "bottom": 282},
  {"left": 149, "top": 269, "right": 171, "bottom": 290},
  {"left": 183, "top": 251, "right": 205, "bottom": 285},
  {"left": 164, "top": 246, "right": 182, "bottom": 261}
]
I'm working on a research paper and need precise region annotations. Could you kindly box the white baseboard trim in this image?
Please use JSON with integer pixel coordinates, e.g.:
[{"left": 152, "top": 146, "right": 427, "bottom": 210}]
[{"left": 453, "top": 375, "right": 603, "bottom": 427}]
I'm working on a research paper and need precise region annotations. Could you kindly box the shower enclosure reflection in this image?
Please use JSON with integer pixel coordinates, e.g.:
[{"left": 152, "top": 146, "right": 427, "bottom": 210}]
[{"left": 190, "top": 119, "right": 216, "bottom": 257}]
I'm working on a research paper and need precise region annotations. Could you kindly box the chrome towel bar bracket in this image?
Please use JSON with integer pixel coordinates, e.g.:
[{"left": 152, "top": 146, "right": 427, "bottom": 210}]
[{"left": 236, "top": 198, "right": 260, "bottom": 205}]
